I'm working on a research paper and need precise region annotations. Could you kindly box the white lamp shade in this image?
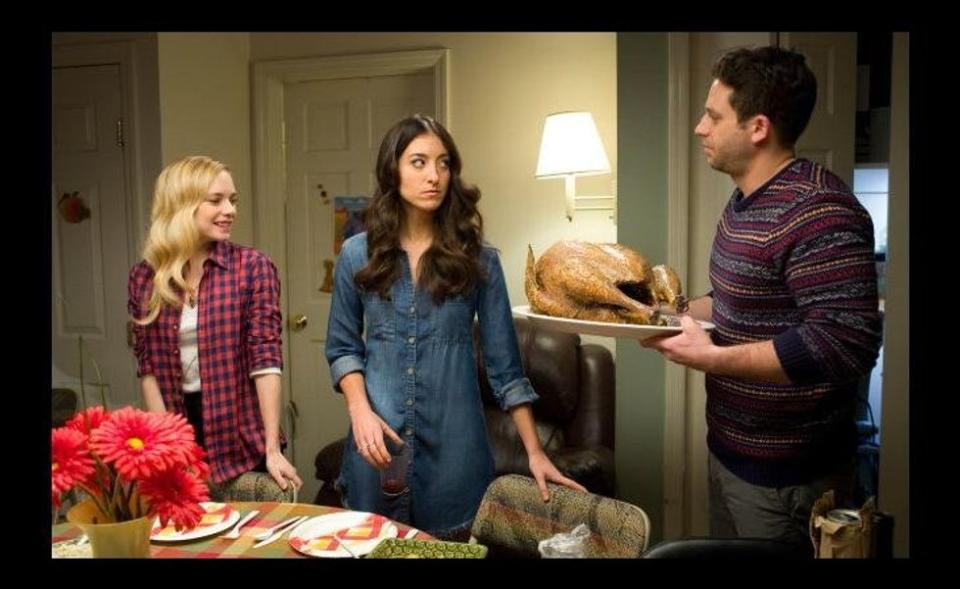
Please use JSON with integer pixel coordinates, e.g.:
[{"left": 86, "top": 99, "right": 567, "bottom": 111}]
[{"left": 535, "top": 111, "right": 611, "bottom": 178}]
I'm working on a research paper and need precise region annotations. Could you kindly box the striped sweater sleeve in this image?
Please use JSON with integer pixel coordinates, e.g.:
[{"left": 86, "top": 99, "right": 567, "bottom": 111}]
[{"left": 772, "top": 196, "right": 883, "bottom": 385}]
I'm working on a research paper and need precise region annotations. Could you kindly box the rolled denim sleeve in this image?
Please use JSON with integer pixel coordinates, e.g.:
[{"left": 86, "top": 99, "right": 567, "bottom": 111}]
[
  {"left": 325, "top": 237, "right": 367, "bottom": 393},
  {"left": 477, "top": 247, "right": 539, "bottom": 411}
]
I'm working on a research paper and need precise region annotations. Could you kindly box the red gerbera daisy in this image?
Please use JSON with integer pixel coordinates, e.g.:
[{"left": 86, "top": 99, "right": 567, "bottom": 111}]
[
  {"left": 139, "top": 467, "right": 210, "bottom": 531},
  {"left": 66, "top": 405, "right": 109, "bottom": 434},
  {"left": 89, "top": 407, "right": 197, "bottom": 481},
  {"left": 187, "top": 443, "right": 211, "bottom": 481},
  {"left": 52, "top": 427, "right": 94, "bottom": 502}
]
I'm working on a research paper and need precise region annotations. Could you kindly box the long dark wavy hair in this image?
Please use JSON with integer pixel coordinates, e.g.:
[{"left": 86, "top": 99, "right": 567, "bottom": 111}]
[{"left": 354, "top": 114, "right": 485, "bottom": 303}]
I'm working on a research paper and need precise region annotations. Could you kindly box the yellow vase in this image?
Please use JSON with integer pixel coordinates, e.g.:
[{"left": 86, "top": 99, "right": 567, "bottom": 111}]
[{"left": 66, "top": 499, "right": 152, "bottom": 558}]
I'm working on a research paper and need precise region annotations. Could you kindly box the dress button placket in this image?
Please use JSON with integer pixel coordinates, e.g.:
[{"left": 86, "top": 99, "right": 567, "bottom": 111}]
[{"left": 405, "top": 291, "right": 416, "bottom": 438}]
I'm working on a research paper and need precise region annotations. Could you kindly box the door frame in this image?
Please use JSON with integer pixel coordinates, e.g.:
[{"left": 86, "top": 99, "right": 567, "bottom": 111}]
[
  {"left": 878, "top": 32, "right": 909, "bottom": 557},
  {"left": 251, "top": 48, "right": 450, "bottom": 440},
  {"left": 662, "top": 32, "right": 691, "bottom": 538}
]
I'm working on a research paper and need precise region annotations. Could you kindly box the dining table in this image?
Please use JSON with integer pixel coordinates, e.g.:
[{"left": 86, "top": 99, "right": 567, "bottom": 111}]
[{"left": 51, "top": 501, "right": 429, "bottom": 558}]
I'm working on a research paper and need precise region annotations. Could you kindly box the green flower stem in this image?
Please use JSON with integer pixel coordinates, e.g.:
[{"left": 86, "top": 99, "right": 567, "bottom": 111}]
[
  {"left": 108, "top": 470, "right": 127, "bottom": 521},
  {"left": 129, "top": 487, "right": 144, "bottom": 520},
  {"left": 75, "top": 482, "right": 110, "bottom": 523},
  {"left": 77, "top": 336, "right": 87, "bottom": 411},
  {"left": 89, "top": 355, "right": 107, "bottom": 409}
]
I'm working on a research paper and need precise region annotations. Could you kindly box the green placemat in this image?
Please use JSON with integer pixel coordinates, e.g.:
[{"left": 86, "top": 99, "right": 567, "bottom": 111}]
[{"left": 369, "top": 538, "right": 487, "bottom": 559}]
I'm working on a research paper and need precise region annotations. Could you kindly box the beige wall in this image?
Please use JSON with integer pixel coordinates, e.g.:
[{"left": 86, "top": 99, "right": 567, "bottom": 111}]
[
  {"left": 249, "top": 32, "right": 617, "bottom": 316},
  {"left": 157, "top": 33, "right": 254, "bottom": 246}
]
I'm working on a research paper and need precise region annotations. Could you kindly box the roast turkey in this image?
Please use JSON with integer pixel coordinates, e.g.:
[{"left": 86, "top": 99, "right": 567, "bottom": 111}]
[{"left": 524, "top": 241, "right": 685, "bottom": 326}]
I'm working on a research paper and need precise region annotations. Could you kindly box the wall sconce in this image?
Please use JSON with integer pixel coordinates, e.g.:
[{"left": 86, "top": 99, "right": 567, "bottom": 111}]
[{"left": 535, "top": 111, "right": 615, "bottom": 222}]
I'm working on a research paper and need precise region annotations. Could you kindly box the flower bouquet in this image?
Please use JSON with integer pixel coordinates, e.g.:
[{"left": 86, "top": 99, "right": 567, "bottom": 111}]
[{"left": 52, "top": 405, "right": 211, "bottom": 531}]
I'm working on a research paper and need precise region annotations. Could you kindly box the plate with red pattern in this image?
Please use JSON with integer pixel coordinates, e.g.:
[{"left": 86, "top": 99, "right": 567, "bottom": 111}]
[
  {"left": 288, "top": 511, "right": 398, "bottom": 558},
  {"left": 150, "top": 502, "right": 240, "bottom": 542}
]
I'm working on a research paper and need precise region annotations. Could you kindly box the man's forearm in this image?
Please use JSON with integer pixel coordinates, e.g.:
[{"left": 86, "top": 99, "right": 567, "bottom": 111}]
[{"left": 709, "top": 339, "right": 791, "bottom": 384}]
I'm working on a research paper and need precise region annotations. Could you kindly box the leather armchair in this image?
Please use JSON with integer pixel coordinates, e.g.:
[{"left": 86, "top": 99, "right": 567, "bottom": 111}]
[
  {"left": 476, "top": 316, "right": 615, "bottom": 495},
  {"left": 314, "top": 315, "right": 616, "bottom": 505}
]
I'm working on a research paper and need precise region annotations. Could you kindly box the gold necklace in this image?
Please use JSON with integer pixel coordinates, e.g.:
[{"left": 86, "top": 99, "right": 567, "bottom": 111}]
[{"left": 185, "top": 276, "right": 201, "bottom": 308}]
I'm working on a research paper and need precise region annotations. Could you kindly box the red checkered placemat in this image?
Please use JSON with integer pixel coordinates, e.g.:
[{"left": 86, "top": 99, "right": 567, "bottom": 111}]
[{"left": 52, "top": 502, "right": 426, "bottom": 559}]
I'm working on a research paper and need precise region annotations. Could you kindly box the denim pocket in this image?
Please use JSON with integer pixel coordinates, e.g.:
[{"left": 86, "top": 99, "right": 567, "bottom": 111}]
[
  {"left": 365, "top": 296, "right": 396, "bottom": 341},
  {"left": 433, "top": 296, "right": 474, "bottom": 342}
]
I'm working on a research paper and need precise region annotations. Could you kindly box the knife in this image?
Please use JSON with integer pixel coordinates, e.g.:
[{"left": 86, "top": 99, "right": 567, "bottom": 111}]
[{"left": 252, "top": 515, "right": 308, "bottom": 548}]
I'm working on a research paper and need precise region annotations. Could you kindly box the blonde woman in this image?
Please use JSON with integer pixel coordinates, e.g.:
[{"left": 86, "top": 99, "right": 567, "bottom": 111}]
[{"left": 128, "top": 156, "right": 302, "bottom": 493}]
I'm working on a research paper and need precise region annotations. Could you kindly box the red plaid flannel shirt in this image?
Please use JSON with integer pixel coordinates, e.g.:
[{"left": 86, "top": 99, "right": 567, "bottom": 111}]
[{"left": 128, "top": 240, "right": 284, "bottom": 483}]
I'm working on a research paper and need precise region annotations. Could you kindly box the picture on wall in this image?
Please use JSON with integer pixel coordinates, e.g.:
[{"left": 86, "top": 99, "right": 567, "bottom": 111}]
[{"left": 334, "top": 196, "right": 369, "bottom": 255}]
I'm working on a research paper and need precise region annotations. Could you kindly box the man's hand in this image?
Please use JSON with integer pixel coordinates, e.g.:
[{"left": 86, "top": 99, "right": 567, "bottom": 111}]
[{"left": 640, "top": 315, "right": 716, "bottom": 372}]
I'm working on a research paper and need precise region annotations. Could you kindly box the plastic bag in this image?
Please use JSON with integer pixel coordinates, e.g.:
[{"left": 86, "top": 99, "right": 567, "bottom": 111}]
[{"left": 537, "top": 523, "right": 590, "bottom": 558}]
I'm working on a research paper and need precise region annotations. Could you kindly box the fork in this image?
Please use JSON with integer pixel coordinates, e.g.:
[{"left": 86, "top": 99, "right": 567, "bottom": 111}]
[
  {"left": 223, "top": 510, "right": 259, "bottom": 540},
  {"left": 252, "top": 516, "right": 309, "bottom": 548},
  {"left": 253, "top": 515, "right": 305, "bottom": 542}
]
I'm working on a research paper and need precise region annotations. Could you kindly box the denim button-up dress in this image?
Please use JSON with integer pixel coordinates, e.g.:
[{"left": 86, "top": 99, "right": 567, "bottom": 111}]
[{"left": 325, "top": 233, "right": 538, "bottom": 535}]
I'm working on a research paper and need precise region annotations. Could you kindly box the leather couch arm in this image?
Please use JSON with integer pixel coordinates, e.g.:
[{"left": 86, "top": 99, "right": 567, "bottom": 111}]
[
  {"left": 313, "top": 438, "right": 346, "bottom": 506},
  {"left": 551, "top": 445, "right": 615, "bottom": 496}
]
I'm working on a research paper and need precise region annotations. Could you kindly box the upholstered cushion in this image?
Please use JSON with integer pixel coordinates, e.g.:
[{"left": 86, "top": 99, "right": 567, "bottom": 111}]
[
  {"left": 208, "top": 471, "right": 297, "bottom": 503},
  {"left": 470, "top": 474, "right": 649, "bottom": 558}
]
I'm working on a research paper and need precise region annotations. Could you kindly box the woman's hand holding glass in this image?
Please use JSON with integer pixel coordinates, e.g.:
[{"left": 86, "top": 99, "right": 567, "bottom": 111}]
[{"left": 350, "top": 406, "right": 404, "bottom": 470}]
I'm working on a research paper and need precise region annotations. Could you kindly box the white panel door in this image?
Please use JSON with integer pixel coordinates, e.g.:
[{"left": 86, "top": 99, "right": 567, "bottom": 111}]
[
  {"left": 284, "top": 72, "right": 434, "bottom": 503},
  {"left": 52, "top": 64, "right": 138, "bottom": 408},
  {"left": 780, "top": 33, "right": 857, "bottom": 187}
]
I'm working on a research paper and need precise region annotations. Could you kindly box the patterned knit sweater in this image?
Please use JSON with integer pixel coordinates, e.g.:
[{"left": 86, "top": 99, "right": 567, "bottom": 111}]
[{"left": 707, "top": 158, "right": 883, "bottom": 487}]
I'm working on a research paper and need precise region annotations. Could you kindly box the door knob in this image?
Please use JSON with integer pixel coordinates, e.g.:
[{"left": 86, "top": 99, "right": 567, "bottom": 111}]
[{"left": 290, "top": 314, "right": 308, "bottom": 332}]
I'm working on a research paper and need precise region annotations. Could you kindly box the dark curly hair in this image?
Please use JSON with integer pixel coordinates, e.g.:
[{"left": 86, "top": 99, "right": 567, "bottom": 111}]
[
  {"left": 713, "top": 46, "right": 817, "bottom": 148},
  {"left": 353, "top": 114, "right": 485, "bottom": 303}
]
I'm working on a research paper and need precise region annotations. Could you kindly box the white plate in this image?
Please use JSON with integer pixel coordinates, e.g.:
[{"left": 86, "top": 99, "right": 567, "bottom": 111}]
[
  {"left": 150, "top": 502, "right": 240, "bottom": 542},
  {"left": 513, "top": 305, "right": 715, "bottom": 339},
  {"left": 288, "top": 511, "right": 398, "bottom": 558}
]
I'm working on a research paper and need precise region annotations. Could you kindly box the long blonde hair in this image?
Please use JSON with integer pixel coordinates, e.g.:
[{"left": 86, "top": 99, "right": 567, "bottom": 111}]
[{"left": 134, "top": 155, "right": 229, "bottom": 325}]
